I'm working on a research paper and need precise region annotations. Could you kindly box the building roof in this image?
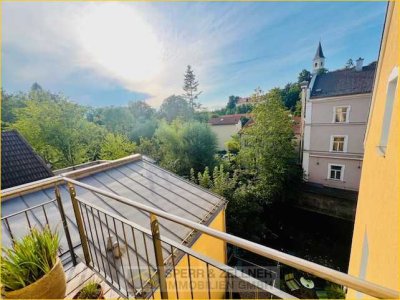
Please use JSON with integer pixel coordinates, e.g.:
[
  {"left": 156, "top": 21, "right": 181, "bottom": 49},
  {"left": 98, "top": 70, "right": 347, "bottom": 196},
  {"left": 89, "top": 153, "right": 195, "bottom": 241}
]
[
  {"left": 208, "top": 114, "right": 249, "bottom": 125},
  {"left": 1, "top": 130, "right": 53, "bottom": 189},
  {"left": 310, "top": 62, "right": 376, "bottom": 99},
  {"left": 314, "top": 42, "right": 325, "bottom": 60},
  {"left": 1, "top": 154, "right": 226, "bottom": 292}
]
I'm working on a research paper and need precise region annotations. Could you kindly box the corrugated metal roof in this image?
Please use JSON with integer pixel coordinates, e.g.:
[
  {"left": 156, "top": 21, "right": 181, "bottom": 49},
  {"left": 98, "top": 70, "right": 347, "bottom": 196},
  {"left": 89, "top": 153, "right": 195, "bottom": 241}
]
[{"left": 1, "top": 155, "right": 226, "bottom": 295}]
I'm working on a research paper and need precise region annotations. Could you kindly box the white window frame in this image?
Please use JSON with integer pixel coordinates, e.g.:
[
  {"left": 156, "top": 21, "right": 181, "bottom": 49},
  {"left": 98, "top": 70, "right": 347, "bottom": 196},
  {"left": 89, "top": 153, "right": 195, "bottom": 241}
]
[
  {"left": 327, "top": 163, "right": 345, "bottom": 181},
  {"left": 329, "top": 135, "right": 348, "bottom": 152},
  {"left": 377, "top": 66, "right": 398, "bottom": 156},
  {"left": 332, "top": 105, "right": 351, "bottom": 123}
]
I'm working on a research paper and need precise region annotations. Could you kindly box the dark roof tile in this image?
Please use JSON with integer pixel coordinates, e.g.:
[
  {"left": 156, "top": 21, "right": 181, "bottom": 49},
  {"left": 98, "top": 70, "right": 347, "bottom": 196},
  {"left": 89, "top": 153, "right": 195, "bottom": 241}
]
[
  {"left": 1, "top": 130, "right": 53, "bottom": 189},
  {"left": 310, "top": 62, "right": 376, "bottom": 99}
]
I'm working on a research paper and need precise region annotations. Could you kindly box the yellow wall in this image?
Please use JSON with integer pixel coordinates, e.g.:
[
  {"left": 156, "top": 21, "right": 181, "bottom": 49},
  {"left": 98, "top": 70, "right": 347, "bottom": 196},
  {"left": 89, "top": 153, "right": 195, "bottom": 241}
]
[
  {"left": 154, "top": 209, "right": 227, "bottom": 299},
  {"left": 347, "top": 2, "right": 399, "bottom": 297}
]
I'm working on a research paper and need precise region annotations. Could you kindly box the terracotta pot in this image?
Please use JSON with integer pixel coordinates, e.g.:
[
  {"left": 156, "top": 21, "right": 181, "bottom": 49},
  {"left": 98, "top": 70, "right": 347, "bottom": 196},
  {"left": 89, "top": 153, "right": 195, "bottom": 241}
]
[
  {"left": 4, "top": 258, "right": 66, "bottom": 299},
  {"left": 73, "top": 284, "right": 104, "bottom": 299}
]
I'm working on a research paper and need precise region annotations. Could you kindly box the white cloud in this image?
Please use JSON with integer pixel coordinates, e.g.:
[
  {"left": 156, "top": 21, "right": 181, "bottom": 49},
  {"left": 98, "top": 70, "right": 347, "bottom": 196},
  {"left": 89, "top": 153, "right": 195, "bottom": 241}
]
[
  {"left": 3, "top": 2, "right": 268, "bottom": 106},
  {"left": 2, "top": 2, "right": 385, "bottom": 107}
]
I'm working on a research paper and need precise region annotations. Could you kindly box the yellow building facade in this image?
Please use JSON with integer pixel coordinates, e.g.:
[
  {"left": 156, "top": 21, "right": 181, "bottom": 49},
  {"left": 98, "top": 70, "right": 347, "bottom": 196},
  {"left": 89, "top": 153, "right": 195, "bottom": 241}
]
[
  {"left": 347, "top": 1, "right": 399, "bottom": 297},
  {"left": 154, "top": 210, "right": 227, "bottom": 299}
]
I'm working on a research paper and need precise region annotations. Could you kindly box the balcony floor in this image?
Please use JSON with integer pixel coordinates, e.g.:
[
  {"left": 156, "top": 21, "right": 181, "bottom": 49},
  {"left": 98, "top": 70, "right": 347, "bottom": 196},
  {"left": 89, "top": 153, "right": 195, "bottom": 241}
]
[{"left": 64, "top": 262, "right": 125, "bottom": 299}]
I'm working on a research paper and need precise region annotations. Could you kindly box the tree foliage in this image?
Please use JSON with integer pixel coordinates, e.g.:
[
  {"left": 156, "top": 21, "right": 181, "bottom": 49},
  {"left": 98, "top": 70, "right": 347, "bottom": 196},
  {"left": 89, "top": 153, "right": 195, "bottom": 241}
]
[
  {"left": 154, "top": 120, "right": 217, "bottom": 175},
  {"left": 280, "top": 84, "right": 301, "bottom": 111},
  {"left": 345, "top": 59, "right": 354, "bottom": 69},
  {"left": 159, "top": 95, "right": 192, "bottom": 122},
  {"left": 100, "top": 133, "right": 136, "bottom": 160},
  {"left": 182, "top": 65, "right": 201, "bottom": 109},
  {"left": 225, "top": 134, "right": 241, "bottom": 154},
  {"left": 298, "top": 69, "right": 311, "bottom": 83},
  {"left": 238, "top": 89, "right": 302, "bottom": 204},
  {"left": 12, "top": 90, "right": 108, "bottom": 168}
]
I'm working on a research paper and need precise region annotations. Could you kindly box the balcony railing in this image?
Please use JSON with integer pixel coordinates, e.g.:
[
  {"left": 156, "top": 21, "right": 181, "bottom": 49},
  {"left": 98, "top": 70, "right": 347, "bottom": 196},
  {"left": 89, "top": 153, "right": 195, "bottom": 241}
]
[{"left": 2, "top": 174, "right": 399, "bottom": 299}]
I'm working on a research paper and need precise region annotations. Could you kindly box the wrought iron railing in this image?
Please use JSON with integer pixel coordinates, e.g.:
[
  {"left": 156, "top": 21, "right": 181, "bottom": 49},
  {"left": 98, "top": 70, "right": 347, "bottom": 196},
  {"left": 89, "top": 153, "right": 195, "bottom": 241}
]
[
  {"left": 1, "top": 188, "right": 77, "bottom": 267},
  {"left": 72, "top": 192, "right": 288, "bottom": 299},
  {"left": 62, "top": 177, "right": 399, "bottom": 299},
  {"left": 2, "top": 174, "right": 399, "bottom": 299}
]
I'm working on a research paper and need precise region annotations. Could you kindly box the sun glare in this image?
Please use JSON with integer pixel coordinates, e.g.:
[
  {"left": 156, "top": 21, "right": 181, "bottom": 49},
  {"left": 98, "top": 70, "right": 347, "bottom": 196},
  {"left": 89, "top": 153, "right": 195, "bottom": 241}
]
[{"left": 77, "top": 3, "right": 164, "bottom": 83}]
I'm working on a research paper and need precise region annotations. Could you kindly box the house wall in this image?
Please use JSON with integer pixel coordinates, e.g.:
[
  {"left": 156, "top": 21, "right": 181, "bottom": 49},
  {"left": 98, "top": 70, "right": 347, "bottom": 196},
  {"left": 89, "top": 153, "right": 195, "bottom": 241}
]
[
  {"left": 308, "top": 156, "right": 362, "bottom": 191},
  {"left": 304, "top": 93, "right": 371, "bottom": 191},
  {"left": 311, "top": 94, "right": 371, "bottom": 124},
  {"left": 211, "top": 124, "right": 240, "bottom": 150},
  {"left": 347, "top": 2, "right": 399, "bottom": 297},
  {"left": 154, "top": 209, "right": 227, "bottom": 299}
]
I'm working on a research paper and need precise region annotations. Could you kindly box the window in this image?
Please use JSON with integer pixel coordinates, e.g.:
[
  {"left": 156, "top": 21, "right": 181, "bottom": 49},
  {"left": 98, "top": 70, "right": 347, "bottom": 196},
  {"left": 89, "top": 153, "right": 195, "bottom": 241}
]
[
  {"left": 378, "top": 66, "right": 398, "bottom": 156},
  {"left": 333, "top": 106, "right": 350, "bottom": 123},
  {"left": 328, "top": 164, "right": 344, "bottom": 181},
  {"left": 330, "top": 135, "right": 348, "bottom": 152}
]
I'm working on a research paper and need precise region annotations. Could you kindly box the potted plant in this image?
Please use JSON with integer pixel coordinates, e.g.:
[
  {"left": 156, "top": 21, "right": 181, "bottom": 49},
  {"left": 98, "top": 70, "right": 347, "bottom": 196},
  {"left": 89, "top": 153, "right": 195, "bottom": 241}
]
[
  {"left": 1, "top": 226, "right": 66, "bottom": 299},
  {"left": 73, "top": 280, "right": 104, "bottom": 299}
]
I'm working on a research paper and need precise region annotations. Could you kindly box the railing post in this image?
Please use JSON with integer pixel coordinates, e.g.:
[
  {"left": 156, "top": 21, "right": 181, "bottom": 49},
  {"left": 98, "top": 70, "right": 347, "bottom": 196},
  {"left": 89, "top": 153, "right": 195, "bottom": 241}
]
[
  {"left": 150, "top": 213, "right": 168, "bottom": 299},
  {"left": 68, "top": 183, "right": 91, "bottom": 266},
  {"left": 55, "top": 185, "right": 77, "bottom": 266}
]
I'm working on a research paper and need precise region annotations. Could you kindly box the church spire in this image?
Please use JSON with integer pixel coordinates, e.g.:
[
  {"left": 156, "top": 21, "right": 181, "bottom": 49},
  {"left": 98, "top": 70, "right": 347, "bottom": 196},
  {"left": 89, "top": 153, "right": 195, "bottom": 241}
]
[
  {"left": 312, "top": 42, "right": 326, "bottom": 73},
  {"left": 314, "top": 41, "right": 325, "bottom": 60}
]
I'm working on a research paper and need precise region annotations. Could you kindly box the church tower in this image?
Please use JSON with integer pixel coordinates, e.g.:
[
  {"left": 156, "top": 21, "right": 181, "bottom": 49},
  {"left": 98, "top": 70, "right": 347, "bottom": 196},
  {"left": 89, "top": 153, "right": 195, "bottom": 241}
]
[{"left": 312, "top": 42, "right": 325, "bottom": 73}]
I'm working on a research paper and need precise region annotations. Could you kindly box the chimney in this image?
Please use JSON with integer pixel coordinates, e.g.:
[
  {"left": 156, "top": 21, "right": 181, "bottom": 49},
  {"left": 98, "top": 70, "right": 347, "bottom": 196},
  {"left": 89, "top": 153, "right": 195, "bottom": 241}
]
[{"left": 355, "top": 57, "right": 364, "bottom": 71}]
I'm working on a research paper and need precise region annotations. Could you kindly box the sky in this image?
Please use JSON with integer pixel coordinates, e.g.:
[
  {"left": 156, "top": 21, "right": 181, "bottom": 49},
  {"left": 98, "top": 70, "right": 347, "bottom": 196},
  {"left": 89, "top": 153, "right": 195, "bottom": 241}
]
[{"left": 2, "top": 1, "right": 387, "bottom": 109}]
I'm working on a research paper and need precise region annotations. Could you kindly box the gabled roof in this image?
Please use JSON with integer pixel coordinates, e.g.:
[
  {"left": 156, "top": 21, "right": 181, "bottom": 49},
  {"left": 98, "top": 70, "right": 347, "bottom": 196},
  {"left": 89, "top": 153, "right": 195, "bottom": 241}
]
[
  {"left": 314, "top": 42, "right": 325, "bottom": 60},
  {"left": 1, "top": 130, "right": 53, "bottom": 189},
  {"left": 209, "top": 114, "right": 249, "bottom": 125},
  {"left": 310, "top": 62, "right": 377, "bottom": 99}
]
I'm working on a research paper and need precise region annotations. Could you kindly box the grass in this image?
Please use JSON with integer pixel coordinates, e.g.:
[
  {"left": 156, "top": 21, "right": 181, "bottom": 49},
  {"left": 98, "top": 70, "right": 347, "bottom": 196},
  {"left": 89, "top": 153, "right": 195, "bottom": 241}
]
[
  {"left": 1, "top": 226, "right": 59, "bottom": 292},
  {"left": 77, "top": 280, "right": 101, "bottom": 299}
]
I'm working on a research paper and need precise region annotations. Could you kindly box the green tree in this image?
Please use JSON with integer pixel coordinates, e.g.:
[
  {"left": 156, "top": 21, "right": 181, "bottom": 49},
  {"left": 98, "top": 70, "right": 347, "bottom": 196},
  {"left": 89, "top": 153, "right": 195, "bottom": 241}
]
[
  {"left": 128, "top": 100, "right": 155, "bottom": 120},
  {"left": 294, "top": 100, "right": 302, "bottom": 117},
  {"left": 183, "top": 65, "right": 201, "bottom": 109},
  {"left": 345, "top": 59, "right": 354, "bottom": 69},
  {"left": 159, "top": 95, "right": 192, "bottom": 122},
  {"left": 211, "top": 165, "right": 238, "bottom": 197},
  {"left": 197, "top": 167, "right": 212, "bottom": 188},
  {"left": 317, "top": 67, "right": 328, "bottom": 75},
  {"left": 238, "top": 89, "right": 301, "bottom": 204},
  {"left": 93, "top": 106, "right": 134, "bottom": 137},
  {"left": 281, "top": 83, "right": 301, "bottom": 111},
  {"left": 137, "top": 137, "right": 161, "bottom": 161},
  {"left": 298, "top": 69, "right": 311, "bottom": 83},
  {"left": 13, "top": 90, "right": 107, "bottom": 168},
  {"left": 99, "top": 133, "right": 136, "bottom": 160},
  {"left": 228, "top": 184, "right": 265, "bottom": 240},
  {"left": 1, "top": 91, "right": 27, "bottom": 130},
  {"left": 154, "top": 120, "right": 217, "bottom": 175},
  {"left": 235, "top": 104, "right": 253, "bottom": 114},
  {"left": 225, "top": 134, "right": 240, "bottom": 154},
  {"left": 226, "top": 95, "right": 239, "bottom": 111},
  {"left": 181, "top": 122, "right": 217, "bottom": 173}
]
